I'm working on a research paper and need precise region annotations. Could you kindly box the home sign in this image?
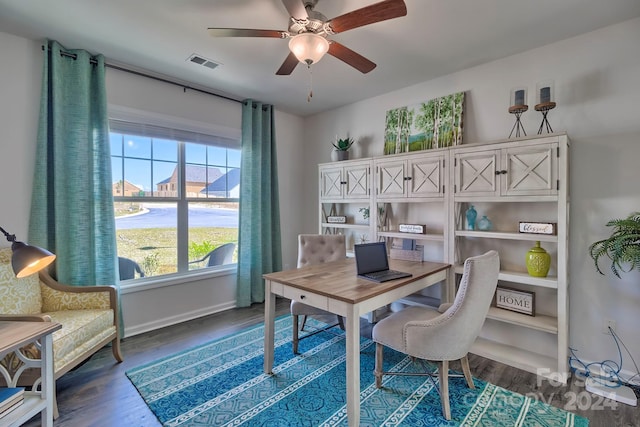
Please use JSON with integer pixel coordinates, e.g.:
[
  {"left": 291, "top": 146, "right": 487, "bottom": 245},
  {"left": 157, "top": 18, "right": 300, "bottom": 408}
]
[{"left": 495, "top": 287, "right": 535, "bottom": 316}]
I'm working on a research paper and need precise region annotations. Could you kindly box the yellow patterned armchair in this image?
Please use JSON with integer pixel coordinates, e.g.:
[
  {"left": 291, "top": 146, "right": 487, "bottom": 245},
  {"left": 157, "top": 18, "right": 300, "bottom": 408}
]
[{"left": 0, "top": 247, "right": 123, "bottom": 417}]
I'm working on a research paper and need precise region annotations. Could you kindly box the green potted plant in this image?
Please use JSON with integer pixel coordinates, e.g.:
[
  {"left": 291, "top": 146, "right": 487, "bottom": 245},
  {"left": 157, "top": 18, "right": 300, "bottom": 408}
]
[
  {"left": 358, "top": 206, "right": 387, "bottom": 227},
  {"left": 331, "top": 136, "right": 354, "bottom": 161},
  {"left": 589, "top": 211, "right": 640, "bottom": 278}
]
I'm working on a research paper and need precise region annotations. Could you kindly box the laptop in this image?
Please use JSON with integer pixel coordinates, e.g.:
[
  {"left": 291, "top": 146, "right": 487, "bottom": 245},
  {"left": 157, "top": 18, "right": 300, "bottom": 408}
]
[{"left": 354, "top": 242, "right": 412, "bottom": 283}]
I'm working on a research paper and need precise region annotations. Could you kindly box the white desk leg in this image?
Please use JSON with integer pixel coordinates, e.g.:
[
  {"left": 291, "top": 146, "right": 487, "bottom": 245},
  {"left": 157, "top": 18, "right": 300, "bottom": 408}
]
[
  {"left": 345, "top": 306, "right": 360, "bottom": 427},
  {"left": 41, "top": 333, "right": 54, "bottom": 427},
  {"left": 444, "top": 266, "right": 455, "bottom": 303},
  {"left": 264, "top": 279, "right": 276, "bottom": 374}
]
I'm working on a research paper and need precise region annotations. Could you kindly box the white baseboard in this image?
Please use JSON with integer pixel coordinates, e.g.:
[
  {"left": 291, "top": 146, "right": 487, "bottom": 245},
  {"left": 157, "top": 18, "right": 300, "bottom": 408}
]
[
  {"left": 123, "top": 301, "right": 237, "bottom": 338},
  {"left": 585, "top": 377, "right": 637, "bottom": 406},
  {"left": 571, "top": 361, "right": 640, "bottom": 387}
]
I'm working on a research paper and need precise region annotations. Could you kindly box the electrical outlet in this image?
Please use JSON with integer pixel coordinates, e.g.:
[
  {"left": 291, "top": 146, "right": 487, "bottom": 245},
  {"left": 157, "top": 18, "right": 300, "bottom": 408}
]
[{"left": 602, "top": 319, "right": 616, "bottom": 334}]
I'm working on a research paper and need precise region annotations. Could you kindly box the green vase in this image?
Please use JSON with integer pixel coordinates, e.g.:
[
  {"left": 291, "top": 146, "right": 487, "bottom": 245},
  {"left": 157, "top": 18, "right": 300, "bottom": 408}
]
[{"left": 526, "top": 241, "right": 550, "bottom": 277}]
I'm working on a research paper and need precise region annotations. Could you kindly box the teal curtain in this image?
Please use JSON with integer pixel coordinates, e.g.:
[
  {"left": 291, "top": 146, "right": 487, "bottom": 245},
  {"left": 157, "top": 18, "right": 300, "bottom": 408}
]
[
  {"left": 236, "top": 100, "right": 282, "bottom": 306},
  {"left": 29, "top": 40, "right": 118, "bottom": 287}
]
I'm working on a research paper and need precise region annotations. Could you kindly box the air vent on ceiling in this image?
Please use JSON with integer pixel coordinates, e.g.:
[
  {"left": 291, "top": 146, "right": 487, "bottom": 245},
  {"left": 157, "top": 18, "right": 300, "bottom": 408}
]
[{"left": 186, "top": 54, "right": 221, "bottom": 70}]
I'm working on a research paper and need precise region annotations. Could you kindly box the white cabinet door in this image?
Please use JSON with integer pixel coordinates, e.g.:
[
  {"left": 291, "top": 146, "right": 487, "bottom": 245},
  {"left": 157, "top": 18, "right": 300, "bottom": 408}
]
[
  {"left": 376, "top": 153, "right": 445, "bottom": 200},
  {"left": 454, "top": 141, "right": 558, "bottom": 198},
  {"left": 376, "top": 160, "right": 406, "bottom": 198},
  {"left": 319, "top": 161, "right": 370, "bottom": 200},
  {"left": 455, "top": 150, "right": 499, "bottom": 197},
  {"left": 320, "top": 166, "right": 343, "bottom": 199},
  {"left": 502, "top": 143, "right": 557, "bottom": 196},
  {"left": 408, "top": 154, "right": 445, "bottom": 198},
  {"left": 343, "top": 163, "right": 370, "bottom": 199}
]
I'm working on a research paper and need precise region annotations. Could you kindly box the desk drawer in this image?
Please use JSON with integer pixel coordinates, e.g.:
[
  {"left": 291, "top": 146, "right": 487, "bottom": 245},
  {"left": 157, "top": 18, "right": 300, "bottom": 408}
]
[{"left": 283, "top": 285, "right": 328, "bottom": 311}]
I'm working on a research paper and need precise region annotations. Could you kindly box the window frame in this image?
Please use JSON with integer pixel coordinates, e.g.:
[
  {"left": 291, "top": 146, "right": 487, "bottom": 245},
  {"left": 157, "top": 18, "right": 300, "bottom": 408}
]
[{"left": 109, "top": 105, "right": 241, "bottom": 284}]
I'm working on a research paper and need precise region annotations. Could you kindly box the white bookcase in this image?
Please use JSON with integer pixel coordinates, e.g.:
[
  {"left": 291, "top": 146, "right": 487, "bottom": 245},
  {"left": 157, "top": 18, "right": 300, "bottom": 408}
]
[
  {"left": 373, "top": 149, "right": 451, "bottom": 305},
  {"left": 317, "top": 133, "right": 570, "bottom": 383},
  {"left": 449, "top": 134, "right": 570, "bottom": 383},
  {"left": 319, "top": 159, "right": 374, "bottom": 253}
]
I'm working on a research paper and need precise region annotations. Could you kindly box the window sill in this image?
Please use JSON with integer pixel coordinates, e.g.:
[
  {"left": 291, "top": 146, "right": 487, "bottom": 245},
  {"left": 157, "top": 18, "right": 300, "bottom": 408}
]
[{"left": 119, "top": 264, "right": 237, "bottom": 295}]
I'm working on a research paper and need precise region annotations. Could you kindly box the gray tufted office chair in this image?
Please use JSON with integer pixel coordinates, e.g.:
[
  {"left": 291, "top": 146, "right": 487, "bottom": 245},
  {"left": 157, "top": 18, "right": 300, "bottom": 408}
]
[
  {"left": 372, "top": 250, "right": 500, "bottom": 420},
  {"left": 291, "top": 234, "right": 347, "bottom": 354}
]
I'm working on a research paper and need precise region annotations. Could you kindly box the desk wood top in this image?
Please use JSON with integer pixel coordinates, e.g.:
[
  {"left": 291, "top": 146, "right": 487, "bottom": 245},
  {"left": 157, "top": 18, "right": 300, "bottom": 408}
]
[
  {"left": 0, "top": 321, "right": 62, "bottom": 356},
  {"left": 263, "top": 258, "right": 450, "bottom": 304}
]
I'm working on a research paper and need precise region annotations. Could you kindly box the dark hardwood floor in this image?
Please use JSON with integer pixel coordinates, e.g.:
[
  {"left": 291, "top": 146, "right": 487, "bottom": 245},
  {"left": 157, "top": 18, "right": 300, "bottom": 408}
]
[{"left": 24, "top": 298, "right": 637, "bottom": 426}]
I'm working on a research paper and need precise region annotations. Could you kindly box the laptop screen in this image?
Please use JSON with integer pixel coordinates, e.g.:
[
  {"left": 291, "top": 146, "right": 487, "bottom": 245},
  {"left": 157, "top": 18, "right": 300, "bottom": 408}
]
[{"left": 354, "top": 242, "right": 390, "bottom": 275}]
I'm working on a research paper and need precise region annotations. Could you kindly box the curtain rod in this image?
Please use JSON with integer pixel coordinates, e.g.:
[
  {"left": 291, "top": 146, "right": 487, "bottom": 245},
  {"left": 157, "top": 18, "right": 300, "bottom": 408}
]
[{"left": 43, "top": 45, "right": 243, "bottom": 105}]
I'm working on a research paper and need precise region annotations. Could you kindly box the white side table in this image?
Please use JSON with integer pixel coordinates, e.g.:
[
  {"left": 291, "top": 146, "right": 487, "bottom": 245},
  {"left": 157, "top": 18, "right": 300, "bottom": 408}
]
[{"left": 0, "top": 321, "right": 61, "bottom": 427}]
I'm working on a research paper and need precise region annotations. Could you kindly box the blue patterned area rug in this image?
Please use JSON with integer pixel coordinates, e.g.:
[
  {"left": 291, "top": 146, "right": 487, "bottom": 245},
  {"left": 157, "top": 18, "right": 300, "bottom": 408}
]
[{"left": 126, "top": 316, "right": 589, "bottom": 427}]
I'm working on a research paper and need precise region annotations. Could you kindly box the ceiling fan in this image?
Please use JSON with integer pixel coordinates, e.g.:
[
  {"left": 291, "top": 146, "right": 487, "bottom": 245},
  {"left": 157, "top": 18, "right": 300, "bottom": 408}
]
[{"left": 207, "top": 0, "right": 407, "bottom": 75}]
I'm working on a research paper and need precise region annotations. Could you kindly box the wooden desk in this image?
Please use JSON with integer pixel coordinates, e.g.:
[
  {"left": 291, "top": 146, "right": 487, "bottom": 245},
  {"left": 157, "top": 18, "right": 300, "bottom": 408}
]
[
  {"left": 0, "top": 321, "right": 61, "bottom": 427},
  {"left": 263, "top": 258, "right": 450, "bottom": 427}
]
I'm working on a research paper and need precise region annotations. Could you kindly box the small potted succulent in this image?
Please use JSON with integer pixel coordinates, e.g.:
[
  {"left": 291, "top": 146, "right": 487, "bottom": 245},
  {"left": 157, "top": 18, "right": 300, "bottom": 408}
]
[
  {"left": 589, "top": 211, "right": 640, "bottom": 278},
  {"left": 331, "top": 136, "right": 354, "bottom": 161}
]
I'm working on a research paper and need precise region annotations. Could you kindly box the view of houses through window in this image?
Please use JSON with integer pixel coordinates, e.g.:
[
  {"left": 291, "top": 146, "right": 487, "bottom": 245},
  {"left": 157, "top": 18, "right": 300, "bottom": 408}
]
[{"left": 110, "top": 131, "right": 240, "bottom": 280}]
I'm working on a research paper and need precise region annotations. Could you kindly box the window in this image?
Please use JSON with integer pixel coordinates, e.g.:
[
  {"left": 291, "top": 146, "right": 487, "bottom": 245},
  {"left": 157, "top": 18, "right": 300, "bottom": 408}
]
[{"left": 110, "top": 120, "right": 240, "bottom": 281}]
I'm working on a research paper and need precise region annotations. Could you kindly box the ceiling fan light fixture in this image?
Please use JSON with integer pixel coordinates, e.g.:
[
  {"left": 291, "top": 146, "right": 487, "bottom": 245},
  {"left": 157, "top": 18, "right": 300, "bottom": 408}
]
[{"left": 288, "top": 33, "right": 329, "bottom": 65}]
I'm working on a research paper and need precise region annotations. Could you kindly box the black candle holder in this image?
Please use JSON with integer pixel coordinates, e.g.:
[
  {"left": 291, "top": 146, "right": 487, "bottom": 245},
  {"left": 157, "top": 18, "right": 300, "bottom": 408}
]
[
  {"left": 535, "top": 101, "right": 556, "bottom": 134},
  {"left": 508, "top": 105, "right": 528, "bottom": 138}
]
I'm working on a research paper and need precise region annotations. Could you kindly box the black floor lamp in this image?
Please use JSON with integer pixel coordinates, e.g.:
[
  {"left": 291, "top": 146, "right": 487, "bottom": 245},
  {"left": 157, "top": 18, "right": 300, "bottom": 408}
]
[{"left": 1, "top": 225, "right": 56, "bottom": 277}]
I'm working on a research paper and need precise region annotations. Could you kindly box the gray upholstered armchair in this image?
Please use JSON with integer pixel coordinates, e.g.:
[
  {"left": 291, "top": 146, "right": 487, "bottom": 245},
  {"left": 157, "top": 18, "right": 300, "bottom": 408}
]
[
  {"left": 372, "top": 250, "right": 500, "bottom": 420},
  {"left": 290, "top": 234, "right": 346, "bottom": 353}
]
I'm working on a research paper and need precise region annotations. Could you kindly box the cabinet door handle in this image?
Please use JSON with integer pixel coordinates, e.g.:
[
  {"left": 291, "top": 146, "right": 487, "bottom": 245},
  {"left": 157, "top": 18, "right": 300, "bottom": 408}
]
[
  {"left": 340, "top": 181, "right": 347, "bottom": 185},
  {"left": 404, "top": 176, "right": 412, "bottom": 181},
  {"left": 495, "top": 170, "right": 507, "bottom": 175}
]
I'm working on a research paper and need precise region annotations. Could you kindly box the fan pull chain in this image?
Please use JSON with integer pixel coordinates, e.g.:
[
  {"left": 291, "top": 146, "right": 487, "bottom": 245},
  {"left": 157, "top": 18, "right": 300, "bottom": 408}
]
[{"left": 307, "top": 64, "right": 313, "bottom": 102}]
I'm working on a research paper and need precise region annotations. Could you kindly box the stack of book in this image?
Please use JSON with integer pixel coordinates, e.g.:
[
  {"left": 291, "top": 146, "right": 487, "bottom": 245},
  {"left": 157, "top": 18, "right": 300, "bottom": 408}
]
[{"left": 0, "top": 387, "right": 25, "bottom": 419}]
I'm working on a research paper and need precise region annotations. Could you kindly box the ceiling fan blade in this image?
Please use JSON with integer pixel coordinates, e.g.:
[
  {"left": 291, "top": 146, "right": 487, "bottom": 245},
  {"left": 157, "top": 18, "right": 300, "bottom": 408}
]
[
  {"left": 327, "top": 0, "right": 407, "bottom": 34},
  {"left": 207, "top": 28, "right": 287, "bottom": 38},
  {"left": 281, "top": 0, "right": 308, "bottom": 20},
  {"left": 276, "top": 52, "right": 300, "bottom": 75},
  {"left": 328, "top": 42, "right": 376, "bottom": 74}
]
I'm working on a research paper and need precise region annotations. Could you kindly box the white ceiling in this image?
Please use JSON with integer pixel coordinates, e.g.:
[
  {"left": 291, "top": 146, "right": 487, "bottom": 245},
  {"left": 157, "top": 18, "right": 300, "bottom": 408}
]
[{"left": 2, "top": 0, "right": 640, "bottom": 117}]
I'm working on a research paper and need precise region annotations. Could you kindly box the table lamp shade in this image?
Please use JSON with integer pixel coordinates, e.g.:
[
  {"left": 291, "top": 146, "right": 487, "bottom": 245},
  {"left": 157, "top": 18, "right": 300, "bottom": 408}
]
[
  {"left": 11, "top": 241, "right": 56, "bottom": 278},
  {"left": 1, "top": 226, "right": 56, "bottom": 277}
]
